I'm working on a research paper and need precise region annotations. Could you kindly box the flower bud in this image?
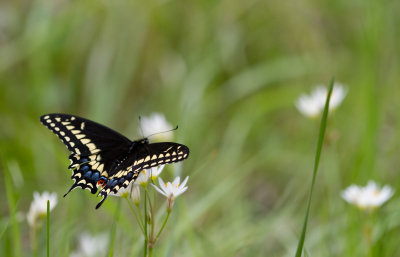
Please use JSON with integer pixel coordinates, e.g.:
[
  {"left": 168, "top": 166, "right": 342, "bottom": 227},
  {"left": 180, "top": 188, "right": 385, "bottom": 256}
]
[
  {"left": 130, "top": 184, "right": 141, "bottom": 205},
  {"left": 147, "top": 211, "right": 152, "bottom": 224}
]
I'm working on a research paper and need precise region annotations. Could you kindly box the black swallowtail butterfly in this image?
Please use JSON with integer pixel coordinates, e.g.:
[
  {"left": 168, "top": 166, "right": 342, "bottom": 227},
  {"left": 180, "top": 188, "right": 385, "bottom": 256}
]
[{"left": 40, "top": 113, "right": 189, "bottom": 209}]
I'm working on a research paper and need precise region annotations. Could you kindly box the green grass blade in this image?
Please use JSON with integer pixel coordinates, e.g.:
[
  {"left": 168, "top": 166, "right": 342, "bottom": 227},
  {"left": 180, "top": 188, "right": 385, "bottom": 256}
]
[
  {"left": 47, "top": 200, "right": 50, "bottom": 257},
  {"left": 4, "top": 162, "right": 22, "bottom": 257},
  {"left": 294, "top": 78, "right": 335, "bottom": 257}
]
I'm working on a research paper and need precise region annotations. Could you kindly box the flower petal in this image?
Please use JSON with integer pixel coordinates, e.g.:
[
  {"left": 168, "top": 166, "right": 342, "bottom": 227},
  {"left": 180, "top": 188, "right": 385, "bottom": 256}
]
[{"left": 180, "top": 176, "right": 189, "bottom": 188}]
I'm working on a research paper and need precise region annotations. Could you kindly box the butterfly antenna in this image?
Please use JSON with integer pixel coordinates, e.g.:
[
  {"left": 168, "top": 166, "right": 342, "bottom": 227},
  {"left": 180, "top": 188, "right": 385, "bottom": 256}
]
[
  {"left": 146, "top": 125, "right": 178, "bottom": 139},
  {"left": 138, "top": 116, "right": 145, "bottom": 138}
]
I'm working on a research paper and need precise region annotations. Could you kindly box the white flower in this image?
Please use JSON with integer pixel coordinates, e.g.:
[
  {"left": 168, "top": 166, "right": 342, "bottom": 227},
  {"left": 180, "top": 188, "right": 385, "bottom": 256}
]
[
  {"left": 27, "top": 191, "right": 57, "bottom": 227},
  {"left": 153, "top": 176, "right": 189, "bottom": 211},
  {"left": 153, "top": 176, "right": 189, "bottom": 199},
  {"left": 140, "top": 113, "right": 174, "bottom": 141},
  {"left": 70, "top": 232, "right": 108, "bottom": 257},
  {"left": 150, "top": 165, "right": 165, "bottom": 182},
  {"left": 295, "top": 83, "right": 347, "bottom": 118},
  {"left": 136, "top": 169, "right": 151, "bottom": 187},
  {"left": 341, "top": 181, "right": 394, "bottom": 210}
]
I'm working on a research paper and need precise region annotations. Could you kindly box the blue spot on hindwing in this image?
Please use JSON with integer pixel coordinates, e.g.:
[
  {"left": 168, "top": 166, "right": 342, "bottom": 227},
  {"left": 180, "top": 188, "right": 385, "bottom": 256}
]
[
  {"left": 83, "top": 171, "right": 92, "bottom": 178},
  {"left": 91, "top": 172, "right": 100, "bottom": 181},
  {"left": 111, "top": 180, "right": 118, "bottom": 187},
  {"left": 106, "top": 179, "right": 113, "bottom": 187}
]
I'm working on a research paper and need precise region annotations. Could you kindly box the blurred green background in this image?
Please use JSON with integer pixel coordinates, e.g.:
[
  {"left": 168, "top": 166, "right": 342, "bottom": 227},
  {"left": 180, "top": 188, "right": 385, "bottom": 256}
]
[{"left": 1, "top": 0, "right": 400, "bottom": 256}]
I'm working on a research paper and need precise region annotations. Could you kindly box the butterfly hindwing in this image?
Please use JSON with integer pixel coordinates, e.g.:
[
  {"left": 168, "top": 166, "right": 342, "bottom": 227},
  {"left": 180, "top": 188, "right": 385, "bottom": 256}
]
[
  {"left": 128, "top": 142, "right": 190, "bottom": 172},
  {"left": 96, "top": 142, "right": 190, "bottom": 208},
  {"left": 65, "top": 155, "right": 99, "bottom": 195}
]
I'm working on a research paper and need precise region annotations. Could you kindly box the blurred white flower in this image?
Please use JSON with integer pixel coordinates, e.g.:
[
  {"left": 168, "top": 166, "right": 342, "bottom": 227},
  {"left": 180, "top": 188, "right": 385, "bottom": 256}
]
[
  {"left": 329, "top": 83, "right": 347, "bottom": 110},
  {"left": 70, "top": 232, "right": 108, "bottom": 257},
  {"left": 27, "top": 191, "right": 57, "bottom": 227},
  {"left": 140, "top": 113, "right": 173, "bottom": 141},
  {"left": 153, "top": 176, "right": 189, "bottom": 199},
  {"left": 341, "top": 181, "right": 394, "bottom": 210},
  {"left": 295, "top": 83, "right": 347, "bottom": 118}
]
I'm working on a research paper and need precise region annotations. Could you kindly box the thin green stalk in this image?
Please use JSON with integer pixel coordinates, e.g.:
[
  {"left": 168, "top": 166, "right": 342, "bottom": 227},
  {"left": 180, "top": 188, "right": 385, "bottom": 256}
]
[
  {"left": 135, "top": 198, "right": 144, "bottom": 225},
  {"left": 144, "top": 188, "right": 155, "bottom": 241},
  {"left": 364, "top": 210, "right": 375, "bottom": 257},
  {"left": 108, "top": 199, "right": 121, "bottom": 257},
  {"left": 151, "top": 189, "right": 157, "bottom": 239},
  {"left": 154, "top": 212, "right": 171, "bottom": 242},
  {"left": 145, "top": 188, "right": 154, "bottom": 213},
  {"left": 294, "top": 78, "right": 334, "bottom": 257},
  {"left": 31, "top": 227, "right": 38, "bottom": 257},
  {"left": 4, "top": 163, "right": 21, "bottom": 257},
  {"left": 144, "top": 190, "right": 148, "bottom": 257},
  {"left": 47, "top": 200, "right": 50, "bottom": 257},
  {"left": 364, "top": 223, "right": 373, "bottom": 257},
  {"left": 148, "top": 189, "right": 157, "bottom": 257},
  {"left": 125, "top": 197, "right": 145, "bottom": 234}
]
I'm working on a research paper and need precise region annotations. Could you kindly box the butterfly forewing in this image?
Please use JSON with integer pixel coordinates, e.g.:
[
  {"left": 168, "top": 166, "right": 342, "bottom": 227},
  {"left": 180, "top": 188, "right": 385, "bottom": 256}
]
[
  {"left": 40, "top": 114, "right": 131, "bottom": 156},
  {"left": 40, "top": 114, "right": 132, "bottom": 195}
]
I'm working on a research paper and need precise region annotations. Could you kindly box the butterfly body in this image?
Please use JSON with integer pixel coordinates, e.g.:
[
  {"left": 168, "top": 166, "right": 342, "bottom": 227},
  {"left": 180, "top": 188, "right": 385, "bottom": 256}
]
[{"left": 40, "top": 113, "right": 189, "bottom": 209}]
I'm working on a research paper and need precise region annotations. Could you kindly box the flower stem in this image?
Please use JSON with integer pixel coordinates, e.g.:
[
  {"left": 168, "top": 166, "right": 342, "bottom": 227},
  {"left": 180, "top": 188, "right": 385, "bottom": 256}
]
[
  {"left": 364, "top": 224, "right": 373, "bottom": 257},
  {"left": 30, "top": 226, "right": 38, "bottom": 257},
  {"left": 46, "top": 200, "right": 50, "bottom": 257},
  {"left": 144, "top": 188, "right": 155, "bottom": 239},
  {"left": 151, "top": 189, "right": 157, "bottom": 238},
  {"left": 154, "top": 212, "right": 171, "bottom": 243},
  {"left": 148, "top": 188, "right": 157, "bottom": 255},
  {"left": 363, "top": 214, "right": 374, "bottom": 257},
  {"left": 144, "top": 190, "right": 148, "bottom": 257},
  {"left": 145, "top": 188, "right": 153, "bottom": 213},
  {"left": 125, "top": 197, "right": 145, "bottom": 234}
]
